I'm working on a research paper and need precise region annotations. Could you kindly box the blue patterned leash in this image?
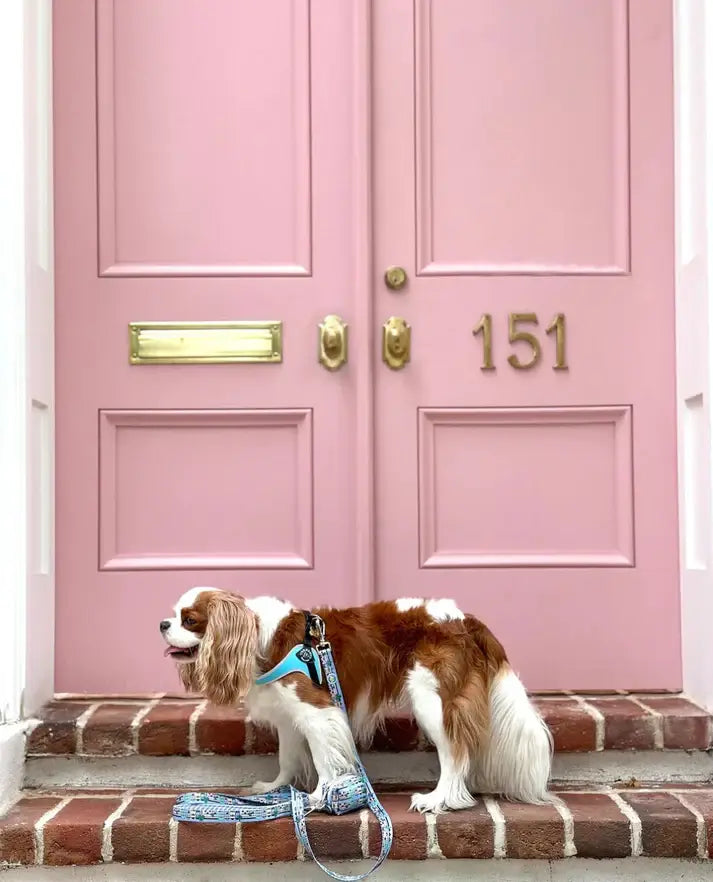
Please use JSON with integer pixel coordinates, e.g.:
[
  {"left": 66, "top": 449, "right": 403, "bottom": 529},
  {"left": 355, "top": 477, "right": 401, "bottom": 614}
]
[
  {"left": 294, "top": 634, "right": 393, "bottom": 880},
  {"left": 173, "top": 616, "right": 393, "bottom": 880}
]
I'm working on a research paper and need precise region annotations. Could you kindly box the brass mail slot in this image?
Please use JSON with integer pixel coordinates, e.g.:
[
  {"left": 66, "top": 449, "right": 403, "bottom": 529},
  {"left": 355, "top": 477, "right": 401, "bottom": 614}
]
[{"left": 129, "top": 322, "right": 282, "bottom": 365}]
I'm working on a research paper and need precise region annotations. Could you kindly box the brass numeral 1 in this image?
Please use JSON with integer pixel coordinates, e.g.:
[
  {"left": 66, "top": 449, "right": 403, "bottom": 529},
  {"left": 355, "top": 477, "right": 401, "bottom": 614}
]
[
  {"left": 472, "top": 314, "right": 495, "bottom": 370},
  {"left": 546, "top": 313, "right": 568, "bottom": 370},
  {"left": 507, "top": 313, "right": 541, "bottom": 370}
]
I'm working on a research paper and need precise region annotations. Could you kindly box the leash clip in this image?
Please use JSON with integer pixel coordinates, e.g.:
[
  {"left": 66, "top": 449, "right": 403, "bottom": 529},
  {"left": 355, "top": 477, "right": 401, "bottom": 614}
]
[{"left": 308, "top": 613, "right": 327, "bottom": 645}]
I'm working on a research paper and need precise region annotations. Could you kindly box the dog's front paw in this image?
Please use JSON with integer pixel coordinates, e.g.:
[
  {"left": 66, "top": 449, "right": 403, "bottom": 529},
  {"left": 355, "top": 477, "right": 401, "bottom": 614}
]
[
  {"left": 250, "top": 779, "right": 282, "bottom": 795},
  {"left": 409, "top": 792, "right": 446, "bottom": 814}
]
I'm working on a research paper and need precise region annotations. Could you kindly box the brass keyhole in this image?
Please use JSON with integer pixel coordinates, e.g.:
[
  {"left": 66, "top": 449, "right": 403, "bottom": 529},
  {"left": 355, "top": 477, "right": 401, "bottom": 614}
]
[
  {"left": 323, "top": 329, "right": 340, "bottom": 358},
  {"left": 388, "top": 328, "right": 403, "bottom": 355},
  {"left": 382, "top": 317, "right": 411, "bottom": 370},
  {"left": 318, "top": 315, "right": 348, "bottom": 371}
]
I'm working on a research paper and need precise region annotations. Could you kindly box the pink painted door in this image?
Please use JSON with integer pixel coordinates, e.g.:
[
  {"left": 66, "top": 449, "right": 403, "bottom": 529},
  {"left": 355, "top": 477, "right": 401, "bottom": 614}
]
[
  {"left": 373, "top": 0, "right": 680, "bottom": 689},
  {"left": 55, "top": 0, "right": 679, "bottom": 694},
  {"left": 54, "top": 0, "right": 368, "bottom": 692}
]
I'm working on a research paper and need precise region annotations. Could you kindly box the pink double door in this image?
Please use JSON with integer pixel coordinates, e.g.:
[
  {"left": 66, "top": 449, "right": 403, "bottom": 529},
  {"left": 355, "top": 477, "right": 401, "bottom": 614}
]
[{"left": 54, "top": 0, "right": 678, "bottom": 693}]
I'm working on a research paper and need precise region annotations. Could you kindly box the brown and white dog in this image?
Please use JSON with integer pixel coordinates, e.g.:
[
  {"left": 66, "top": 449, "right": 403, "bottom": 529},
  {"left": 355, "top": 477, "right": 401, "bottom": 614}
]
[{"left": 160, "top": 587, "right": 552, "bottom": 813}]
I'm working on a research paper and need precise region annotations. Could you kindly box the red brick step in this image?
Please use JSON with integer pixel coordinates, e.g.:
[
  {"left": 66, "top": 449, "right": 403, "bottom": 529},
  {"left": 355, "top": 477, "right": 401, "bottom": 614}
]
[
  {"left": 2, "top": 786, "right": 713, "bottom": 867},
  {"left": 27, "top": 694, "right": 713, "bottom": 758}
]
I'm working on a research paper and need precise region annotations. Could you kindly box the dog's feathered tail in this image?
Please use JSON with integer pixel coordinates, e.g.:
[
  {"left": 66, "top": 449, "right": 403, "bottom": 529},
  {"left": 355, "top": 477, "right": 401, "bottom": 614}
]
[{"left": 463, "top": 616, "right": 553, "bottom": 804}]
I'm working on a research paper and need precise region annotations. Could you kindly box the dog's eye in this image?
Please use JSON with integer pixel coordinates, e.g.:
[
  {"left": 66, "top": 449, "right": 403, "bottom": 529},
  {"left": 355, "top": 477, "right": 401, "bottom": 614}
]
[{"left": 183, "top": 616, "right": 196, "bottom": 627}]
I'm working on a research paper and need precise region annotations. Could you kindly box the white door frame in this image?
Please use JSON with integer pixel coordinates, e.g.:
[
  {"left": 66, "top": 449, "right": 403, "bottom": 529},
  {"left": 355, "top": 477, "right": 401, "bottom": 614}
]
[
  {"left": 0, "top": 2, "right": 711, "bottom": 809},
  {"left": 0, "top": 0, "right": 54, "bottom": 812},
  {"left": 675, "top": 0, "right": 713, "bottom": 711}
]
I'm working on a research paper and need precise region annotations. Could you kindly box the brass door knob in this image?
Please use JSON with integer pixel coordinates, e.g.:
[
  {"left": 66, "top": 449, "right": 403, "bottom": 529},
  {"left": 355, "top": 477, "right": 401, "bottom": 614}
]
[
  {"left": 318, "top": 315, "right": 348, "bottom": 371},
  {"left": 382, "top": 316, "right": 411, "bottom": 370},
  {"left": 384, "top": 266, "right": 408, "bottom": 291}
]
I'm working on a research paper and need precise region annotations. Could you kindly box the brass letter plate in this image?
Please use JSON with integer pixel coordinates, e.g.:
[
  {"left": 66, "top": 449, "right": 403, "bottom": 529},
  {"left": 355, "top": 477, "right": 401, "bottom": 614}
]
[{"left": 129, "top": 321, "right": 282, "bottom": 365}]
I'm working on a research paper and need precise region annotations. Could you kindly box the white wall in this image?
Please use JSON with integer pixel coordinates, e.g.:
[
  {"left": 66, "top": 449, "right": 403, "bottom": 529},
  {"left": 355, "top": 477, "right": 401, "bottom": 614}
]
[
  {"left": 23, "top": 0, "right": 55, "bottom": 718},
  {"left": 0, "top": 0, "right": 29, "bottom": 728},
  {"left": 675, "top": 0, "right": 713, "bottom": 710},
  {"left": 0, "top": 0, "right": 54, "bottom": 739}
]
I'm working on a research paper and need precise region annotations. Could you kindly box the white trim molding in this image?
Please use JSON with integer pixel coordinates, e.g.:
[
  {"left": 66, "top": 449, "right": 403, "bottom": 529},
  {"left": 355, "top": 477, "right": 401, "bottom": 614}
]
[
  {"left": 0, "top": 0, "right": 54, "bottom": 731},
  {"left": 368, "top": 4, "right": 713, "bottom": 709},
  {"left": 674, "top": 0, "right": 713, "bottom": 710}
]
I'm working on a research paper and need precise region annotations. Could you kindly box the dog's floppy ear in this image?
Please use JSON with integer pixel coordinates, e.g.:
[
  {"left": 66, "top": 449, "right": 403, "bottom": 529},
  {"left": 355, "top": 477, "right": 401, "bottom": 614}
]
[
  {"left": 192, "top": 592, "right": 257, "bottom": 705},
  {"left": 178, "top": 661, "right": 200, "bottom": 695}
]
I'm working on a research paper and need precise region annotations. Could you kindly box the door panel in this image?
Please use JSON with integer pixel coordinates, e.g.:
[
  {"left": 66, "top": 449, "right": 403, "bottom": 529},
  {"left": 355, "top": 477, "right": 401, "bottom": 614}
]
[
  {"left": 96, "top": 0, "right": 311, "bottom": 276},
  {"left": 54, "top": 0, "right": 362, "bottom": 692},
  {"left": 414, "top": 0, "right": 630, "bottom": 275},
  {"left": 374, "top": 0, "right": 680, "bottom": 689}
]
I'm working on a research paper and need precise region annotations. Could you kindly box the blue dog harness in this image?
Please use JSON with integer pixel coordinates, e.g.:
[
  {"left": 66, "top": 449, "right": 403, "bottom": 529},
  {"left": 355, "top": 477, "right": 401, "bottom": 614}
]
[
  {"left": 254, "top": 610, "right": 323, "bottom": 687},
  {"left": 173, "top": 612, "right": 393, "bottom": 881}
]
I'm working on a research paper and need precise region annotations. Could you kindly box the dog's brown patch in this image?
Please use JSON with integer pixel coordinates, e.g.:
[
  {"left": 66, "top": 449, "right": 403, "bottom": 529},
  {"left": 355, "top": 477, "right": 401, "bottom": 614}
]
[
  {"left": 267, "top": 602, "right": 508, "bottom": 763},
  {"left": 179, "top": 592, "right": 215, "bottom": 635}
]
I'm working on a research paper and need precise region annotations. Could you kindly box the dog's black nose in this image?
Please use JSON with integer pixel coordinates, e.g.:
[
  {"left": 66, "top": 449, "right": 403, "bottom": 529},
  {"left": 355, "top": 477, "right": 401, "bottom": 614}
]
[{"left": 159, "top": 620, "right": 171, "bottom": 633}]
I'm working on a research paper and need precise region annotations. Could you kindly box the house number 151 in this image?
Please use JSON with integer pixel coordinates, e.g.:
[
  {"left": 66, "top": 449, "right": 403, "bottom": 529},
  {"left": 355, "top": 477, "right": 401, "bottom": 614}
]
[{"left": 472, "top": 313, "right": 568, "bottom": 371}]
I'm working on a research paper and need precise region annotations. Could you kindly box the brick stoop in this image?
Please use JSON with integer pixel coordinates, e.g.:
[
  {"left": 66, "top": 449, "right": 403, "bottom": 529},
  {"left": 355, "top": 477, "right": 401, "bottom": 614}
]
[
  {"left": 27, "top": 693, "right": 713, "bottom": 758},
  {"left": 3, "top": 786, "right": 713, "bottom": 868},
  {"left": 8, "top": 693, "right": 713, "bottom": 874}
]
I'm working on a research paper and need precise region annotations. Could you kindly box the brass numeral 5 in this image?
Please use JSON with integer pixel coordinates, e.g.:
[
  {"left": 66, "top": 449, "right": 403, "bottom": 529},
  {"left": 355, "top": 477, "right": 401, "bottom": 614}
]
[{"left": 507, "top": 313, "right": 541, "bottom": 370}]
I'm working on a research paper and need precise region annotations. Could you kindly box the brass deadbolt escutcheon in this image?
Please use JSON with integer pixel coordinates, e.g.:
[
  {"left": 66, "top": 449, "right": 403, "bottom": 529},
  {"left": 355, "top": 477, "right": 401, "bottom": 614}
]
[
  {"left": 382, "top": 316, "right": 411, "bottom": 370},
  {"left": 318, "top": 314, "right": 348, "bottom": 371}
]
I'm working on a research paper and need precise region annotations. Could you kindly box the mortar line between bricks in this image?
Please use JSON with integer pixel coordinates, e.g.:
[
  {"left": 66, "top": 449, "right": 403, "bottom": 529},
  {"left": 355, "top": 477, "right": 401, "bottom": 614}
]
[
  {"left": 168, "top": 817, "right": 178, "bottom": 862},
  {"left": 75, "top": 703, "right": 102, "bottom": 755},
  {"left": 358, "top": 810, "right": 369, "bottom": 858},
  {"left": 34, "top": 796, "right": 72, "bottom": 865},
  {"left": 628, "top": 696, "right": 664, "bottom": 749},
  {"left": 572, "top": 696, "right": 605, "bottom": 750},
  {"left": 243, "top": 718, "right": 255, "bottom": 754},
  {"left": 130, "top": 699, "right": 160, "bottom": 753},
  {"left": 54, "top": 693, "right": 168, "bottom": 701},
  {"left": 232, "top": 823, "right": 243, "bottom": 862},
  {"left": 671, "top": 791, "right": 708, "bottom": 859},
  {"left": 549, "top": 794, "right": 576, "bottom": 857},
  {"left": 101, "top": 790, "right": 135, "bottom": 863},
  {"left": 483, "top": 797, "right": 506, "bottom": 858},
  {"left": 553, "top": 787, "right": 708, "bottom": 795},
  {"left": 296, "top": 837, "right": 306, "bottom": 861},
  {"left": 607, "top": 790, "right": 642, "bottom": 856},
  {"left": 188, "top": 699, "right": 209, "bottom": 756},
  {"left": 425, "top": 813, "right": 444, "bottom": 859}
]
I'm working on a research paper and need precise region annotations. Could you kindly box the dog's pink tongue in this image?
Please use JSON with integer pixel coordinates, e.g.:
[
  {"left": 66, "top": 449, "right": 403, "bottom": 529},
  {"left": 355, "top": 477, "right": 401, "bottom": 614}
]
[{"left": 164, "top": 646, "right": 179, "bottom": 657}]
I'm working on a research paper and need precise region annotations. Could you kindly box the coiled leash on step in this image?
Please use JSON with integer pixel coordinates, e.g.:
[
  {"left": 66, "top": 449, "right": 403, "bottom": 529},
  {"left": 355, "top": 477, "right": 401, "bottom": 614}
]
[{"left": 173, "top": 612, "right": 393, "bottom": 881}]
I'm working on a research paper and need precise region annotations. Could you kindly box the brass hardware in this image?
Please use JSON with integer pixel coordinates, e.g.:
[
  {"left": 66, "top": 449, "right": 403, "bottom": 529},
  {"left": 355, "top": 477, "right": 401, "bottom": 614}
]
[
  {"left": 382, "top": 316, "right": 411, "bottom": 370},
  {"left": 384, "top": 266, "right": 408, "bottom": 291},
  {"left": 507, "top": 312, "right": 541, "bottom": 370},
  {"left": 318, "top": 314, "right": 348, "bottom": 371},
  {"left": 470, "top": 311, "right": 569, "bottom": 371},
  {"left": 472, "top": 314, "right": 495, "bottom": 371},
  {"left": 129, "top": 321, "right": 282, "bottom": 365},
  {"left": 546, "top": 313, "right": 568, "bottom": 370}
]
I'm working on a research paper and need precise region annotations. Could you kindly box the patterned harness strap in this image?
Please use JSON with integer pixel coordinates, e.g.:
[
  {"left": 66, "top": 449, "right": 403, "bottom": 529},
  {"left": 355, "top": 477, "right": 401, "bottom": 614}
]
[{"left": 173, "top": 615, "right": 393, "bottom": 881}]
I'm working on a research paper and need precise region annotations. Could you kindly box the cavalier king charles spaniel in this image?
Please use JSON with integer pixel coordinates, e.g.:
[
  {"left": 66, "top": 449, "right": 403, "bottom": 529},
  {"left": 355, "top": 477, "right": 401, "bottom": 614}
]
[{"left": 160, "top": 587, "right": 552, "bottom": 813}]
